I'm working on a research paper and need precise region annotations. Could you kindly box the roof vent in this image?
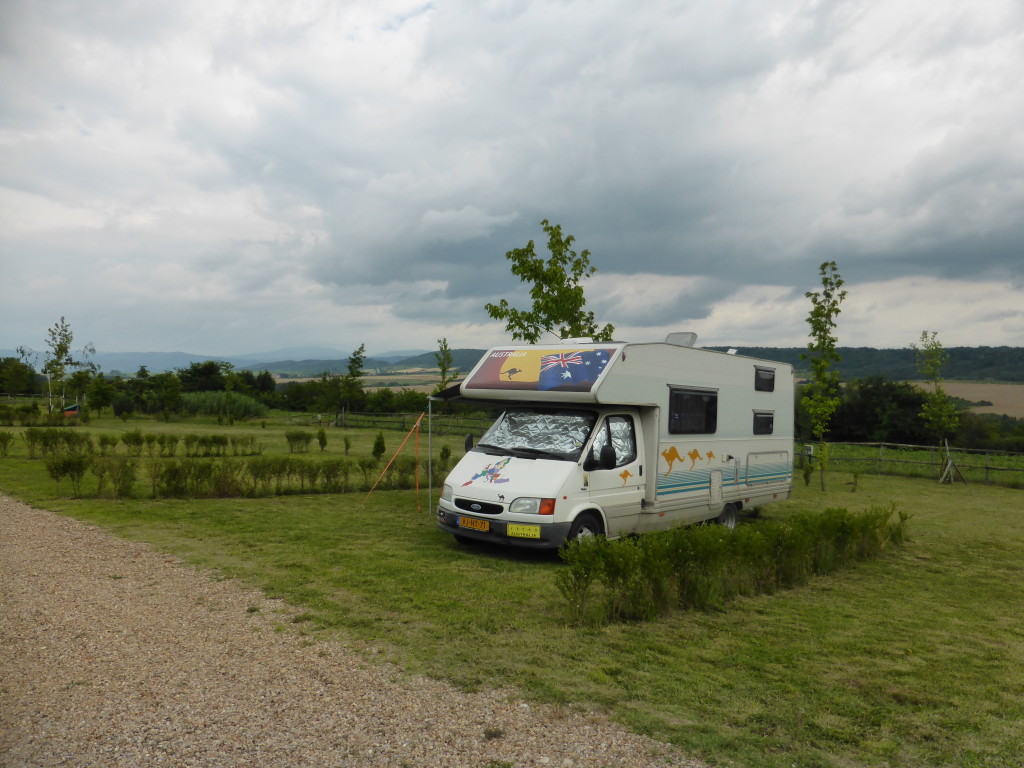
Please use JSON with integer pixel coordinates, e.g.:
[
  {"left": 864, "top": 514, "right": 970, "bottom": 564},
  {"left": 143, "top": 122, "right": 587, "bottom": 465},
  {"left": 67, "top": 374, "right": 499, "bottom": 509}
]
[{"left": 664, "top": 332, "right": 698, "bottom": 347}]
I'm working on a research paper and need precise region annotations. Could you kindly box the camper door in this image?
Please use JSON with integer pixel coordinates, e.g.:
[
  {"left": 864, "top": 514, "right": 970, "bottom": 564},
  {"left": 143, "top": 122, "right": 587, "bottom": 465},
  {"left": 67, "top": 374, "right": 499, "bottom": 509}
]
[{"left": 585, "top": 413, "right": 644, "bottom": 536}]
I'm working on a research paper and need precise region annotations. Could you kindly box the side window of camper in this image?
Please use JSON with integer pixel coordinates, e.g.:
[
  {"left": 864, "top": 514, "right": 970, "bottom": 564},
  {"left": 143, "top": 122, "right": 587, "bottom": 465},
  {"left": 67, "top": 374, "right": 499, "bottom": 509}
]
[
  {"left": 590, "top": 416, "right": 637, "bottom": 467},
  {"left": 668, "top": 388, "right": 718, "bottom": 434},
  {"left": 755, "top": 367, "right": 775, "bottom": 392},
  {"left": 753, "top": 411, "right": 774, "bottom": 435}
]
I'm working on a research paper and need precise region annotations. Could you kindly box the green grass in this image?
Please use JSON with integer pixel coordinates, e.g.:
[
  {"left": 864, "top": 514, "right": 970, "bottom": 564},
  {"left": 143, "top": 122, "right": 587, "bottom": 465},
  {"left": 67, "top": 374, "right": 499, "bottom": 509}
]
[{"left": 2, "top": 420, "right": 1023, "bottom": 767}]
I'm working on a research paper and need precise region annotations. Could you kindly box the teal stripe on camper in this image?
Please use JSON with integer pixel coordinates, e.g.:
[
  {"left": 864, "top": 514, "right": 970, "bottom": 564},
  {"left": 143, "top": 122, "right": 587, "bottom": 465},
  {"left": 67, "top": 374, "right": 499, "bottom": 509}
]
[{"left": 657, "top": 466, "right": 791, "bottom": 496}]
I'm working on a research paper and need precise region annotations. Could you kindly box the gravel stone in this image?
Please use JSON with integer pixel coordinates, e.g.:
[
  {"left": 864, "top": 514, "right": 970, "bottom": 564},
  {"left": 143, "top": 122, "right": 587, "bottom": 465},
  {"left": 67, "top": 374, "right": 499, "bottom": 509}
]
[{"left": 0, "top": 495, "right": 706, "bottom": 768}]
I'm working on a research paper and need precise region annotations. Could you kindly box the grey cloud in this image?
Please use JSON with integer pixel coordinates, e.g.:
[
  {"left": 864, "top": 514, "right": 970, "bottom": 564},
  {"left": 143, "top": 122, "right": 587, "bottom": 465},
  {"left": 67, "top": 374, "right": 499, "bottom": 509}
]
[{"left": 4, "top": 0, "right": 1024, "bottom": 354}]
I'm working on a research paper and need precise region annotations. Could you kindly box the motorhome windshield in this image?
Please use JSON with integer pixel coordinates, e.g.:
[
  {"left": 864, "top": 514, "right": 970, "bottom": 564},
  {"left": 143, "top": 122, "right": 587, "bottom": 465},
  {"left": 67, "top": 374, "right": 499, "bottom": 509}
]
[{"left": 475, "top": 408, "right": 596, "bottom": 461}]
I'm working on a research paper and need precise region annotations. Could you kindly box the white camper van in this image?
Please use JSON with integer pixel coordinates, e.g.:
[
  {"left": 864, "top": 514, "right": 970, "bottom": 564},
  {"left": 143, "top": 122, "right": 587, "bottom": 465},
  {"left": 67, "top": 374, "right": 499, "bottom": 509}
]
[{"left": 435, "top": 335, "right": 793, "bottom": 549}]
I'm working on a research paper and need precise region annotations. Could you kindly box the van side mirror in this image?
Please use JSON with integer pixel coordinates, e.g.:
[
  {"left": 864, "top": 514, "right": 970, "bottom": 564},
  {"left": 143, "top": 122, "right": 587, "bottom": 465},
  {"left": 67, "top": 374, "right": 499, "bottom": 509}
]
[
  {"left": 464, "top": 434, "right": 474, "bottom": 452},
  {"left": 585, "top": 443, "right": 617, "bottom": 471}
]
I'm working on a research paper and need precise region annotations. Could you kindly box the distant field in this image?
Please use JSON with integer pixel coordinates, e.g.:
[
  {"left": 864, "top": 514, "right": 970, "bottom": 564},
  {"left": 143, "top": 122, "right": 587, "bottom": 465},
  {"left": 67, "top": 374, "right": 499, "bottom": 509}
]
[{"left": 940, "top": 381, "right": 1024, "bottom": 418}]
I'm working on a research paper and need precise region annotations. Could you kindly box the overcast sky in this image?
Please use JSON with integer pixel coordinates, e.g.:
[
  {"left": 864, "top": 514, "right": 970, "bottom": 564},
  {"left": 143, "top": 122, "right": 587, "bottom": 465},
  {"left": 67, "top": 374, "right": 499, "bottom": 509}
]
[{"left": 2, "top": 0, "right": 1022, "bottom": 359}]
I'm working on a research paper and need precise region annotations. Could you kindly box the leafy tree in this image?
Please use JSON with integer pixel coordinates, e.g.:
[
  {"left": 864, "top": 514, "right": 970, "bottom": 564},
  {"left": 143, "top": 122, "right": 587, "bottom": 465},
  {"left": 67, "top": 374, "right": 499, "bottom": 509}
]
[
  {"left": 149, "top": 372, "right": 183, "bottom": 415},
  {"left": 365, "top": 387, "right": 395, "bottom": 414},
  {"left": 341, "top": 343, "right": 367, "bottom": 411},
  {"left": 177, "top": 360, "right": 231, "bottom": 392},
  {"left": 485, "top": 220, "right": 614, "bottom": 343},
  {"left": 254, "top": 370, "right": 277, "bottom": 397},
  {"left": 433, "top": 337, "right": 460, "bottom": 394},
  {"left": 829, "top": 376, "right": 929, "bottom": 444},
  {"left": 87, "top": 374, "right": 116, "bottom": 416},
  {"left": 317, "top": 344, "right": 367, "bottom": 422},
  {"left": 912, "top": 331, "right": 959, "bottom": 444},
  {"left": 30, "top": 317, "right": 95, "bottom": 411},
  {"left": 393, "top": 388, "right": 428, "bottom": 412},
  {"left": 67, "top": 368, "right": 94, "bottom": 409},
  {"left": 0, "top": 357, "right": 37, "bottom": 395},
  {"left": 801, "top": 261, "right": 847, "bottom": 490}
]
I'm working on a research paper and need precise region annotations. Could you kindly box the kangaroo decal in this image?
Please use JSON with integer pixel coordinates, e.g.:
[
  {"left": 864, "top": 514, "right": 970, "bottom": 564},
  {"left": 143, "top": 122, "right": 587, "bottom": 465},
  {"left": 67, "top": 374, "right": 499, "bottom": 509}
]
[
  {"left": 687, "top": 448, "right": 703, "bottom": 469},
  {"left": 661, "top": 446, "right": 683, "bottom": 476}
]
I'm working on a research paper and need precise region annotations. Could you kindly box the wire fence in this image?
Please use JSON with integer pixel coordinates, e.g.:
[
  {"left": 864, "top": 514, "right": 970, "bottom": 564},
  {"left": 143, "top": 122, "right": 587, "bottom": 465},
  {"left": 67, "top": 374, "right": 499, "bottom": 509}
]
[{"left": 799, "top": 441, "right": 1024, "bottom": 488}]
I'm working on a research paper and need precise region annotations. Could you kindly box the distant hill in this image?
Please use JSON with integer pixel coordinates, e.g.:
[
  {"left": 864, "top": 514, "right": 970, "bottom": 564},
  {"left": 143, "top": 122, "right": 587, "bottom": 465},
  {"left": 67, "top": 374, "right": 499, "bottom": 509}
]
[
  {"left": 382, "top": 349, "right": 487, "bottom": 373},
  {"left": 707, "top": 346, "right": 1024, "bottom": 382},
  {"left": 6, "top": 344, "right": 1020, "bottom": 382},
  {"left": 238, "top": 357, "right": 394, "bottom": 377}
]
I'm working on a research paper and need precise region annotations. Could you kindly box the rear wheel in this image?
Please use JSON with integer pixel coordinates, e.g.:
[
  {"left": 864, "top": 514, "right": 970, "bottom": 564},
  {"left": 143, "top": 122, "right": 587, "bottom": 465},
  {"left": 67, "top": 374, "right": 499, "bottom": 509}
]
[
  {"left": 567, "top": 512, "right": 603, "bottom": 542},
  {"left": 716, "top": 503, "right": 738, "bottom": 529}
]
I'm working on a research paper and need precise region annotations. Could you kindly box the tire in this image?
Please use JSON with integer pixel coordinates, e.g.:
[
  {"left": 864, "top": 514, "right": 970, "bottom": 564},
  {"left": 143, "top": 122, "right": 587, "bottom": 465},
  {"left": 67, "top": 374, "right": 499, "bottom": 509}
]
[
  {"left": 716, "top": 503, "right": 738, "bottom": 530},
  {"left": 567, "top": 512, "right": 603, "bottom": 542}
]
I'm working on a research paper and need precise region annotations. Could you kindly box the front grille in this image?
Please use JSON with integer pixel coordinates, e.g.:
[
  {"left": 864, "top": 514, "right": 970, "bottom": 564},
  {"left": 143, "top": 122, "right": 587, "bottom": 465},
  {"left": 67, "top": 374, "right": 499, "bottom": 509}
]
[{"left": 454, "top": 498, "right": 504, "bottom": 515}]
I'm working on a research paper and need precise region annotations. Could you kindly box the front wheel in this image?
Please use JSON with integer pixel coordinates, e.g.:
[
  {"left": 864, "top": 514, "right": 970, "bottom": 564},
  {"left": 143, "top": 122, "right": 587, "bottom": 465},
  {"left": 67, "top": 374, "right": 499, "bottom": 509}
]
[
  {"left": 716, "top": 503, "right": 738, "bottom": 530},
  {"left": 567, "top": 512, "right": 603, "bottom": 542}
]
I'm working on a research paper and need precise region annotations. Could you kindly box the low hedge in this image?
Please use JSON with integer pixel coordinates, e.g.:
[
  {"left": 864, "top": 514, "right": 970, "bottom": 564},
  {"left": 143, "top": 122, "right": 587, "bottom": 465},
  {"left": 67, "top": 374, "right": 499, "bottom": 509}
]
[{"left": 557, "top": 505, "right": 910, "bottom": 624}]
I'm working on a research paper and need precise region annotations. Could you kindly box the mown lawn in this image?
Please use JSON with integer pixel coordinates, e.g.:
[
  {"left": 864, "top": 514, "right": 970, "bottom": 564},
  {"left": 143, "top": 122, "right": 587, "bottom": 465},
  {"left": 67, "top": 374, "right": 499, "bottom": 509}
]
[{"left": 1, "top": 420, "right": 1023, "bottom": 768}]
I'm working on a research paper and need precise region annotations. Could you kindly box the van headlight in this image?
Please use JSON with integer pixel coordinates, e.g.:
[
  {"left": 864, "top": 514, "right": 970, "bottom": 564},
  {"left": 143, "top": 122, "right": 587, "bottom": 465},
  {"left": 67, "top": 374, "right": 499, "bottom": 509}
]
[
  {"left": 509, "top": 497, "right": 556, "bottom": 515},
  {"left": 441, "top": 484, "right": 453, "bottom": 502}
]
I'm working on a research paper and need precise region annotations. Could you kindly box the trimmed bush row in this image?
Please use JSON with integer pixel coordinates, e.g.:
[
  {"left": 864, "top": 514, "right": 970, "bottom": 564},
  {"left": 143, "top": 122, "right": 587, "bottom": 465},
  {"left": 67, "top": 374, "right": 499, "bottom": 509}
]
[
  {"left": 35, "top": 452, "right": 443, "bottom": 499},
  {"left": 19, "top": 427, "right": 262, "bottom": 459},
  {"left": 557, "top": 505, "right": 910, "bottom": 624}
]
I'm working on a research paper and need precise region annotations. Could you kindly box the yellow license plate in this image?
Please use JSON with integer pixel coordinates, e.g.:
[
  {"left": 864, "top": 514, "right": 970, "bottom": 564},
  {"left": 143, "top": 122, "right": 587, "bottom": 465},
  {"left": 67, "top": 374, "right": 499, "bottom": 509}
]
[
  {"left": 507, "top": 523, "right": 541, "bottom": 539},
  {"left": 458, "top": 516, "right": 490, "bottom": 532}
]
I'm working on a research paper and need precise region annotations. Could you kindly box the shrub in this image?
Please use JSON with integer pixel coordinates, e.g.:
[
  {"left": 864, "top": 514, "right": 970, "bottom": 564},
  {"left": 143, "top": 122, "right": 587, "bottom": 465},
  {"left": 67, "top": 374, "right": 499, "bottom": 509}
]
[
  {"left": 357, "top": 457, "right": 378, "bottom": 488},
  {"left": 21, "top": 428, "right": 41, "bottom": 458},
  {"left": 245, "top": 456, "right": 276, "bottom": 495},
  {"left": 44, "top": 452, "right": 91, "bottom": 496},
  {"left": 121, "top": 429, "right": 145, "bottom": 457},
  {"left": 317, "top": 428, "right": 327, "bottom": 452},
  {"left": 97, "top": 433, "right": 119, "bottom": 456},
  {"left": 210, "top": 460, "right": 244, "bottom": 497},
  {"left": 284, "top": 430, "right": 313, "bottom": 454},
  {"left": 157, "top": 433, "right": 180, "bottom": 457},
  {"left": 91, "top": 455, "right": 115, "bottom": 496},
  {"left": 230, "top": 435, "right": 261, "bottom": 456},
  {"left": 0, "top": 430, "right": 13, "bottom": 456},
  {"left": 558, "top": 505, "right": 909, "bottom": 624},
  {"left": 111, "top": 457, "right": 137, "bottom": 498},
  {"left": 295, "top": 459, "right": 321, "bottom": 491},
  {"left": 320, "top": 457, "right": 352, "bottom": 493},
  {"left": 152, "top": 459, "right": 192, "bottom": 498},
  {"left": 372, "top": 432, "right": 386, "bottom": 461},
  {"left": 178, "top": 391, "right": 268, "bottom": 420}
]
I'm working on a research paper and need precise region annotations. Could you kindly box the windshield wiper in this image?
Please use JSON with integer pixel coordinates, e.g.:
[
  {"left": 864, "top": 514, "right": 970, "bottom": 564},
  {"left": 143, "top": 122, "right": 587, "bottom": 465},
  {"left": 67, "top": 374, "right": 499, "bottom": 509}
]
[
  {"left": 473, "top": 441, "right": 506, "bottom": 454},
  {"left": 509, "top": 446, "right": 565, "bottom": 460}
]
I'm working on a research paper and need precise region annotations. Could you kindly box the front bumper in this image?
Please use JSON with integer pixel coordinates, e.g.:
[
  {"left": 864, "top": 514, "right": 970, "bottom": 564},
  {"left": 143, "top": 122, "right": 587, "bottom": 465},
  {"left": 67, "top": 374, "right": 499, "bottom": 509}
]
[{"left": 437, "top": 508, "right": 572, "bottom": 549}]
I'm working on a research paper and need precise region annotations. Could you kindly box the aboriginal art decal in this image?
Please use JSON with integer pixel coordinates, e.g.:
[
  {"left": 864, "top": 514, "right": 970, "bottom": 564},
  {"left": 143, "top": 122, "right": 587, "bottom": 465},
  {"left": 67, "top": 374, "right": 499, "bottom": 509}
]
[
  {"left": 464, "top": 347, "right": 618, "bottom": 392},
  {"left": 462, "top": 457, "right": 512, "bottom": 487}
]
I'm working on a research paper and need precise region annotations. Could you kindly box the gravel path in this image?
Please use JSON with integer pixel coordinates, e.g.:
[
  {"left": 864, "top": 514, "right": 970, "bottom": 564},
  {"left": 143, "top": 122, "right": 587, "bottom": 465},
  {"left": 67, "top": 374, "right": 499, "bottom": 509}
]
[{"left": 0, "top": 495, "right": 704, "bottom": 768}]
